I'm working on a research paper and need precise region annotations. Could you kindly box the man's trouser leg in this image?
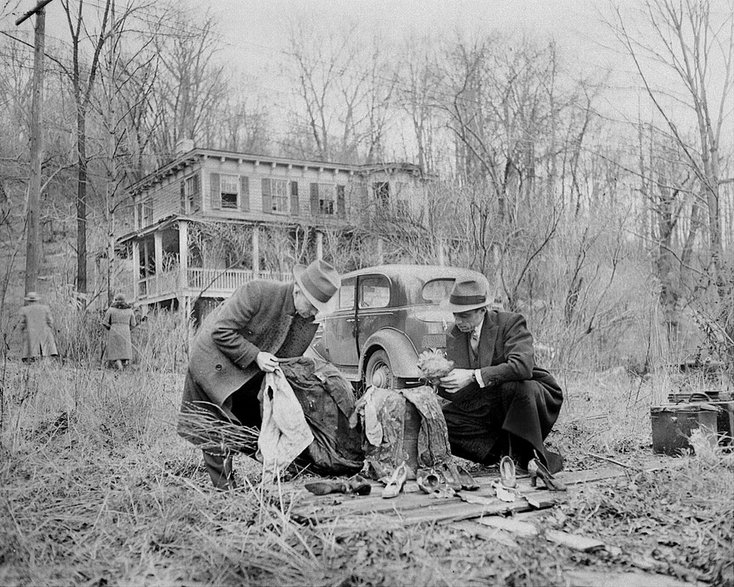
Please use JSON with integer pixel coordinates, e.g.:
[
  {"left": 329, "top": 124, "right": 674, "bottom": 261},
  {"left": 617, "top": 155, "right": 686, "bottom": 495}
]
[{"left": 203, "top": 451, "right": 236, "bottom": 490}]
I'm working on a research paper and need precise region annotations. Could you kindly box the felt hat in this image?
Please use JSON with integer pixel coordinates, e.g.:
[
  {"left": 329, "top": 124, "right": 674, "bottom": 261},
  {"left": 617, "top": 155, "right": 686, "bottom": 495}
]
[
  {"left": 24, "top": 291, "right": 39, "bottom": 302},
  {"left": 441, "top": 278, "right": 490, "bottom": 313},
  {"left": 293, "top": 259, "right": 340, "bottom": 312}
]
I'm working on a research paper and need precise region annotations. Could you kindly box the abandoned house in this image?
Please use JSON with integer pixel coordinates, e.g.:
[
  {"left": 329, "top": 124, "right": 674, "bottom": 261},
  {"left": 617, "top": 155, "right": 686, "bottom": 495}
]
[{"left": 117, "top": 144, "right": 429, "bottom": 317}]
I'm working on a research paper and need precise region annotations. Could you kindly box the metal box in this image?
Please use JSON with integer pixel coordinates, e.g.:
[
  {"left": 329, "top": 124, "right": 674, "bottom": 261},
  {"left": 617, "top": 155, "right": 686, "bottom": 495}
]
[{"left": 650, "top": 403, "right": 719, "bottom": 456}]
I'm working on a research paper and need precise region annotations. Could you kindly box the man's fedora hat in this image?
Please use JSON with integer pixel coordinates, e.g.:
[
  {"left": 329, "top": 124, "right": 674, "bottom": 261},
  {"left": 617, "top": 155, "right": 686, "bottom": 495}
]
[
  {"left": 24, "top": 291, "right": 39, "bottom": 302},
  {"left": 293, "top": 259, "right": 341, "bottom": 312},
  {"left": 441, "top": 277, "right": 490, "bottom": 313}
]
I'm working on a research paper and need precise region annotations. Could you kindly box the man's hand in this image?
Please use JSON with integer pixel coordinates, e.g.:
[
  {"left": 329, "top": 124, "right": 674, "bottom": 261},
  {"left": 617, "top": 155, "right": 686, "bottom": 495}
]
[
  {"left": 256, "top": 351, "right": 279, "bottom": 373},
  {"left": 439, "top": 369, "right": 475, "bottom": 392}
]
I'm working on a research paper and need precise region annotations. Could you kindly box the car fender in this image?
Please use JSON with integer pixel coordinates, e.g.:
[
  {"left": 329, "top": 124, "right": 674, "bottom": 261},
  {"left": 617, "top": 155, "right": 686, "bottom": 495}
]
[{"left": 359, "top": 327, "right": 422, "bottom": 379}]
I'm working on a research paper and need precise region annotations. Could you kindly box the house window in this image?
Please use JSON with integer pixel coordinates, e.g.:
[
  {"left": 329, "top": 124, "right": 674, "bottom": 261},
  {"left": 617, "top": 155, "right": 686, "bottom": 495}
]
[
  {"left": 137, "top": 199, "right": 153, "bottom": 228},
  {"left": 271, "top": 179, "right": 289, "bottom": 213},
  {"left": 182, "top": 174, "right": 200, "bottom": 213},
  {"left": 220, "top": 174, "right": 239, "bottom": 209},
  {"left": 319, "top": 184, "right": 335, "bottom": 215},
  {"left": 373, "top": 181, "right": 390, "bottom": 204},
  {"left": 310, "top": 183, "right": 338, "bottom": 215}
]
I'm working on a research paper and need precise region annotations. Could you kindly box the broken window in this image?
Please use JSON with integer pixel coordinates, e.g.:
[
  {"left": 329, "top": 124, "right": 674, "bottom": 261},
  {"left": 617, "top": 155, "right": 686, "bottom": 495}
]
[{"left": 220, "top": 174, "right": 239, "bottom": 209}]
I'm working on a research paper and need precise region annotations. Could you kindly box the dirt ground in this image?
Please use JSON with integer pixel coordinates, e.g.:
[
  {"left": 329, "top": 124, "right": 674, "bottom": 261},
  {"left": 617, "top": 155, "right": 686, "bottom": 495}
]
[{"left": 0, "top": 361, "right": 732, "bottom": 586}]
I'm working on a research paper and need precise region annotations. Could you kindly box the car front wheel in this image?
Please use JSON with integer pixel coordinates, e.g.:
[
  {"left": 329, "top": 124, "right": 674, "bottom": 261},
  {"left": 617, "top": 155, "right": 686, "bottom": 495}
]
[{"left": 365, "top": 349, "right": 394, "bottom": 389}]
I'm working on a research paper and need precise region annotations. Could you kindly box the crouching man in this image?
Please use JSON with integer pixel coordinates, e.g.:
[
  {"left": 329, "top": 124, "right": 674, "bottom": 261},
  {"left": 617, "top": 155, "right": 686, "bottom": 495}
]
[
  {"left": 438, "top": 277, "right": 564, "bottom": 474},
  {"left": 178, "top": 259, "right": 340, "bottom": 489}
]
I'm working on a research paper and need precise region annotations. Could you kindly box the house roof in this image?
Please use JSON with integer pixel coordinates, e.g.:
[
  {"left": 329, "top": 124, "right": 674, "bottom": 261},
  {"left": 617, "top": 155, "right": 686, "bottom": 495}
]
[{"left": 126, "top": 148, "right": 426, "bottom": 196}]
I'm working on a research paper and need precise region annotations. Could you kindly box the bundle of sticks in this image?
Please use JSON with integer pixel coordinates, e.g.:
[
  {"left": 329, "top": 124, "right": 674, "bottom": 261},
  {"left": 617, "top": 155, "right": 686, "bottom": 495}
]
[{"left": 177, "top": 402, "right": 259, "bottom": 454}]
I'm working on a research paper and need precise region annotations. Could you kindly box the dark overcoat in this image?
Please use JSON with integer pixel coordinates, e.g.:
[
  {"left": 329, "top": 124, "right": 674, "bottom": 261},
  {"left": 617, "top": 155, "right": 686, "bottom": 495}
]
[
  {"left": 181, "top": 280, "right": 318, "bottom": 423},
  {"left": 440, "top": 310, "right": 563, "bottom": 464}
]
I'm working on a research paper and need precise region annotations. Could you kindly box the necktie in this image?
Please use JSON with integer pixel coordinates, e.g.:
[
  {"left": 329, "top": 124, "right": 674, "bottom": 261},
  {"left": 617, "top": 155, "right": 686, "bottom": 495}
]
[{"left": 470, "top": 328, "right": 480, "bottom": 355}]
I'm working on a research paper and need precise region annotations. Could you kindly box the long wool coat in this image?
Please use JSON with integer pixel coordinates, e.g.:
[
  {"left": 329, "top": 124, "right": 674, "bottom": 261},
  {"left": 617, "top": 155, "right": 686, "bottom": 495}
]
[
  {"left": 103, "top": 306, "right": 137, "bottom": 361},
  {"left": 19, "top": 302, "right": 58, "bottom": 359},
  {"left": 181, "top": 280, "right": 318, "bottom": 424},
  {"left": 440, "top": 309, "right": 563, "bottom": 463}
]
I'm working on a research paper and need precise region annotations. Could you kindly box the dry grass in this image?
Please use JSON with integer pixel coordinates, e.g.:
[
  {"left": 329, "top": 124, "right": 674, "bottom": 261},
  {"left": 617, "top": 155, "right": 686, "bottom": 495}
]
[{"left": 1, "top": 360, "right": 732, "bottom": 586}]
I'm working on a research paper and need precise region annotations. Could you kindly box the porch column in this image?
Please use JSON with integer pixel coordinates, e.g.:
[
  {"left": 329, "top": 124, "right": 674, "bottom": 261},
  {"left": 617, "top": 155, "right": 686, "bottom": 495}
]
[
  {"left": 438, "top": 238, "right": 445, "bottom": 266},
  {"left": 252, "top": 225, "right": 260, "bottom": 273},
  {"left": 132, "top": 240, "right": 140, "bottom": 301},
  {"left": 154, "top": 231, "right": 163, "bottom": 296},
  {"left": 315, "top": 231, "right": 323, "bottom": 260},
  {"left": 376, "top": 237, "right": 384, "bottom": 264},
  {"left": 178, "top": 220, "right": 188, "bottom": 294}
]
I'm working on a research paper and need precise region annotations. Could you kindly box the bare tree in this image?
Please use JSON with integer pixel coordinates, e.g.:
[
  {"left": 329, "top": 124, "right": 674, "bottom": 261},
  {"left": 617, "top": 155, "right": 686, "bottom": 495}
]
[
  {"left": 149, "top": 7, "right": 226, "bottom": 163},
  {"left": 286, "top": 21, "right": 398, "bottom": 163},
  {"left": 609, "top": 0, "right": 734, "bottom": 365}
]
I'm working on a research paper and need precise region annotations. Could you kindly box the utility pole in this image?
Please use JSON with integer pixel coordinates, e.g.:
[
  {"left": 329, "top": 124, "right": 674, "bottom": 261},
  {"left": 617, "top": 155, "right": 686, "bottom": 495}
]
[{"left": 16, "top": 0, "right": 56, "bottom": 295}]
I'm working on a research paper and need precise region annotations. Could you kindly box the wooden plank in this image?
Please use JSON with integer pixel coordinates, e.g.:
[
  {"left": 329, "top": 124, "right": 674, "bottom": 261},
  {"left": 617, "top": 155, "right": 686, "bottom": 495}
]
[
  {"left": 453, "top": 521, "right": 520, "bottom": 548},
  {"left": 288, "top": 456, "right": 681, "bottom": 527},
  {"left": 475, "top": 517, "right": 539, "bottom": 537},
  {"left": 545, "top": 529, "right": 605, "bottom": 552},
  {"left": 565, "top": 570, "right": 693, "bottom": 587}
]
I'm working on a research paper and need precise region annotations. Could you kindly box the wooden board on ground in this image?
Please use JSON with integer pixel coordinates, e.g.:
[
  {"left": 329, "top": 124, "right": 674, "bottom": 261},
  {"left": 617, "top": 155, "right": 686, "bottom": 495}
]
[{"left": 287, "top": 455, "right": 686, "bottom": 529}]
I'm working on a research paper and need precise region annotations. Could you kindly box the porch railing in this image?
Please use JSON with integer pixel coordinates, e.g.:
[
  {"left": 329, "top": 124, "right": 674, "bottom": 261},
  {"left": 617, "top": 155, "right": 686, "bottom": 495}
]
[
  {"left": 137, "top": 267, "right": 291, "bottom": 299},
  {"left": 187, "top": 268, "right": 291, "bottom": 292}
]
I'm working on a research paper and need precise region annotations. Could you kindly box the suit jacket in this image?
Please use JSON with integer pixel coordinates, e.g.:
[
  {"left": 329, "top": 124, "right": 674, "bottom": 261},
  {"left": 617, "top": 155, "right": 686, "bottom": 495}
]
[
  {"left": 187, "top": 280, "right": 317, "bottom": 408},
  {"left": 439, "top": 310, "right": 537, "bottom": 403}
]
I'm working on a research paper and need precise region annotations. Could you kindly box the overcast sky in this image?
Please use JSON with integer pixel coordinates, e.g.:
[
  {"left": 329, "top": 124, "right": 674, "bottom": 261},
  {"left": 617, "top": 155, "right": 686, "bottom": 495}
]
[{"left": 210, "top": 0, "right": 615, "bottom": 73}]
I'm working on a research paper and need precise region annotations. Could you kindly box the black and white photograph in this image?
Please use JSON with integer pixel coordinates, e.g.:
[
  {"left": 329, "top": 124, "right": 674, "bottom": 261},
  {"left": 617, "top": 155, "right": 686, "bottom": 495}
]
[{"left": 0, "top": 0, "right": 732, "bottom": 585}]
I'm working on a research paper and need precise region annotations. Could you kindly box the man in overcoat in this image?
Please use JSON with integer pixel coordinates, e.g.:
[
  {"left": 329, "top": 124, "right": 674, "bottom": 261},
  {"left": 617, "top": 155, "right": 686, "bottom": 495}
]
[
  {"left": 178, "top": 259, "right": 340, "bottom": 489},
  {"left": 439, "top": 278, "right": 564, "bottom": 473},
  {"left": 19, "top": 291, "right": 58, "bottom": 362}
]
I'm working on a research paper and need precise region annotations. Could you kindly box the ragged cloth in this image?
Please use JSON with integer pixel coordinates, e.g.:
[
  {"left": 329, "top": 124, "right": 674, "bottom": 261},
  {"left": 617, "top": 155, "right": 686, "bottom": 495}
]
[
  {"left": 257, "top": 369, "right": 313, "bottom": 476},
  {"left": 350, "top": 385, "right": 453, "bottom": 479}
]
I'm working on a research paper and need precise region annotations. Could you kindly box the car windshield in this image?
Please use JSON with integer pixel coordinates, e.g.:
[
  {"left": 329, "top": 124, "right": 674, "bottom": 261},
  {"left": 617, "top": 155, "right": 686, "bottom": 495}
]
[{"left": 421, "top": 278, "right": 456, "bottom": 304}]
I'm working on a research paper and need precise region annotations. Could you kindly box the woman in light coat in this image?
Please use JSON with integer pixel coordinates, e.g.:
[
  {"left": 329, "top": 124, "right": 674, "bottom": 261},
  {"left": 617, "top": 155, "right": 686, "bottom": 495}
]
[
  {"left": 19, "top": 291, "right": 58, "bottom": 362},
  {"left": 102, "top": 293, "right": 137, "bottom": 370}
]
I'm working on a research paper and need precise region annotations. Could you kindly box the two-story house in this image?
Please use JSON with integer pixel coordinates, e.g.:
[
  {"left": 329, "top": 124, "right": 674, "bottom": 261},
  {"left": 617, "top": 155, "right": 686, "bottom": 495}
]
[{"left": 117, "top": 144, "right": 428, "bottom": 318}]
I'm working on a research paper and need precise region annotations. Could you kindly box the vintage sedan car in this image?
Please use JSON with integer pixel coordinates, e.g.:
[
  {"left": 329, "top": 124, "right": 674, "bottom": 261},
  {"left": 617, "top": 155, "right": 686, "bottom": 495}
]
[{"left": 310, "top": 264, "right": 489, "bottom": 389}]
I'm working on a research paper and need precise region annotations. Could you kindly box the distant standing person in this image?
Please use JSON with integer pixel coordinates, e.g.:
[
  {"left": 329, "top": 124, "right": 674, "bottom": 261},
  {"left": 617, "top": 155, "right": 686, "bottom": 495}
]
[
  {"left": 19, "top": 291, "right": 58, "bottom": 363},
  {"left": 102, "top": 293, "right": 137, "bottom": 370}
]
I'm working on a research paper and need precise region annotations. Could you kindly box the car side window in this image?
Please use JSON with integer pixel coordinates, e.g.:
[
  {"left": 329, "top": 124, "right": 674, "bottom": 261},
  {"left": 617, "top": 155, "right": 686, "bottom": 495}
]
[
  {"left": 422, "top": 279, "right": 456, "bottom": 304},
  {"left": 359, "top": 275, "right": 390, "bottom": 309},
  {"left": 339, "top": 278, "right": 356, "bottom": 310}
]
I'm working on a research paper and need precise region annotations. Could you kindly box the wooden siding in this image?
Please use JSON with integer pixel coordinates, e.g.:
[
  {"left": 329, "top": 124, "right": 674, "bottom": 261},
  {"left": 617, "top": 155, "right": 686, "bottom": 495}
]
[{"left": 134, "top": 155, "right": 427, "bottom": 231}]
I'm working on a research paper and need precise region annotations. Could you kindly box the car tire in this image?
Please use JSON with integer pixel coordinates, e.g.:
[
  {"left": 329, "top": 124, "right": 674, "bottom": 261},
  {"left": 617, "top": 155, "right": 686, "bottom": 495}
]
[{"left": 365, "top": 349, "right": 395, "bottom": 389}]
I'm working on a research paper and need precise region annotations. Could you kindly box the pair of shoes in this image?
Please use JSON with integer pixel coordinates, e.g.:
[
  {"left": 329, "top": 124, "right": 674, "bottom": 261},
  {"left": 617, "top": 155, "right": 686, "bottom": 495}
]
[
  {"left": 528, "top": 457, "right": 566, "bottom": 491},
  {"left": 441, "top": 461, "right": 479, "bottom": 491},
  {"left": 499, "top": 456, "right": 517, "bottom": 488},
  {"left": 418, "top": 463, "right": 478, "bottom": 494},
  {"left": 417, "top": 468, "right": 456, "bottom": 499},
  {"left": 382, "top": 463, "right": 409, "bottom": 499},
  {"left": 304, "top": 475, "right": 372, "bottom": 496}
]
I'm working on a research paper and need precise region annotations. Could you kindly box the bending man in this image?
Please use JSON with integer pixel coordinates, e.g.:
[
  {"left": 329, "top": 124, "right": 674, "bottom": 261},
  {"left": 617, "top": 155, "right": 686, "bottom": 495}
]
[{"left": 178, "top": 259, "right": 340, "bottom": 489}]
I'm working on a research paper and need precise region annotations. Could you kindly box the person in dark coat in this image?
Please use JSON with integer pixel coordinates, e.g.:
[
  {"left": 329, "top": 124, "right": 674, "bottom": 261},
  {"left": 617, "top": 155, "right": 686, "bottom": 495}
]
[
  {"left": 102, "top": 293, "right": 137, "bottom": 370},
  {"left": 438, "top": 277, "right": 564, "bottom": 473},
  {"left": 18, "top": 291, "right": 58, "bottom": 362},
  {"left": 178, "top": 259, "right": 341, "bottom": 489}
]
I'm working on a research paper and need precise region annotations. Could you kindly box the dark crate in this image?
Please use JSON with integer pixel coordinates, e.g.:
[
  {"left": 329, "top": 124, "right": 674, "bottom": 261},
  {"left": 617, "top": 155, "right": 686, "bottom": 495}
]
[{"left": 650, "top": 404, "right": 718, "bottom": 456}]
